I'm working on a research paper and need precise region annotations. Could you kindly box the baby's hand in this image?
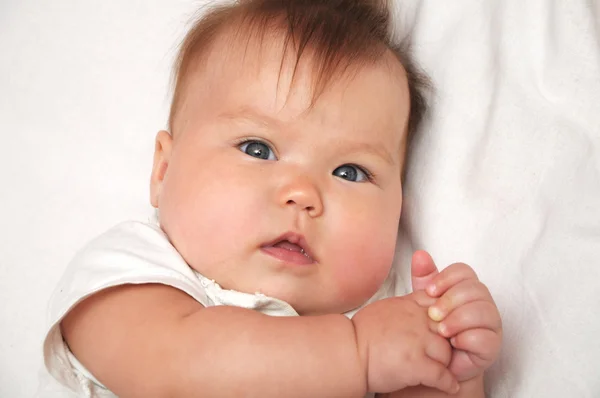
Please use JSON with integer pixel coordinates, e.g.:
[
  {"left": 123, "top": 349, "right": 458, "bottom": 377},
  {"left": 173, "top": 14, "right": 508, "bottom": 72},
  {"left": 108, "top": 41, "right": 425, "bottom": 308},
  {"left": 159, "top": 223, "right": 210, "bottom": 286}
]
[
  {"left": 412, "top": 251, "right": 503, "bottom": 382},
  {"left": 352, "top": 294, "right": 459, "bottom": 395}
]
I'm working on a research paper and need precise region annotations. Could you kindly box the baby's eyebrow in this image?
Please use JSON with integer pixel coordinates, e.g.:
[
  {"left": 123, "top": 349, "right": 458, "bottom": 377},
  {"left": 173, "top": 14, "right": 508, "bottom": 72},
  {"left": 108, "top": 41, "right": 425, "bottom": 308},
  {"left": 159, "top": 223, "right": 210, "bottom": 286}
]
[
  {"left": 336, "top": 141, "right": 395, "bottom": 166},
  {"left": 218, "top": 108, "right": 277, "bottom": 128}
]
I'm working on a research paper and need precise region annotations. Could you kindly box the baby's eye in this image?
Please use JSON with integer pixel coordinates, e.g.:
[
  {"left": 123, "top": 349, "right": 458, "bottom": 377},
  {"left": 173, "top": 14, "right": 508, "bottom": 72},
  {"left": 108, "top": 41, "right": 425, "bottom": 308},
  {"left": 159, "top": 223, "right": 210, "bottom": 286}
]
[
  {"left": 333, "top": 164, "right": 371, "bottom": 182},
  {"left": 238, "top": 140, "right": 277, "bottom": 160}
]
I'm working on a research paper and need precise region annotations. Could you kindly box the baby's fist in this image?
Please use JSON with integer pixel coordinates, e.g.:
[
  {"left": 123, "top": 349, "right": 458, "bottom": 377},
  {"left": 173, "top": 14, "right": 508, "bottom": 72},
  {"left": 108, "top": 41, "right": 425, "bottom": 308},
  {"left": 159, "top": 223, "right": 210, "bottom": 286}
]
[{"left": 426, "top": 262, "right": 502, "bottom": 381}]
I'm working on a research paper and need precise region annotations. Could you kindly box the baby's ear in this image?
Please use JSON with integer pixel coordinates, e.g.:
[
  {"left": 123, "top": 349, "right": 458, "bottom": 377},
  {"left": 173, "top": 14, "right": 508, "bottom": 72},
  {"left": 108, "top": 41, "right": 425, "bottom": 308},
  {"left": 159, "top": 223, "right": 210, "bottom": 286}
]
[{"left": 150, "top": 130, "right": 173, "bottom": 208}]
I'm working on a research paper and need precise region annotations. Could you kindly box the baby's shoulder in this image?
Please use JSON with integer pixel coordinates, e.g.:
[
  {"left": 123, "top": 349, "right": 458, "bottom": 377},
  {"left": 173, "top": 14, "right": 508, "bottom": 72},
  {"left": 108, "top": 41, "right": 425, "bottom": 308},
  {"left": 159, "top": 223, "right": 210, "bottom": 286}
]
[{"left": 47, "top": 218, "right": 212, "bottom": 330}]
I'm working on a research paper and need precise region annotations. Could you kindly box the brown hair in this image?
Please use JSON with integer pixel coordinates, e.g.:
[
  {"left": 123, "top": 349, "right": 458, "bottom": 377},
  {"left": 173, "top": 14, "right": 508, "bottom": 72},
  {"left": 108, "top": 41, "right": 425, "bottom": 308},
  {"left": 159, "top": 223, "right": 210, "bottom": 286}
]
[{"left": 169, "top": 0, "right": 429, "bottom": 164}]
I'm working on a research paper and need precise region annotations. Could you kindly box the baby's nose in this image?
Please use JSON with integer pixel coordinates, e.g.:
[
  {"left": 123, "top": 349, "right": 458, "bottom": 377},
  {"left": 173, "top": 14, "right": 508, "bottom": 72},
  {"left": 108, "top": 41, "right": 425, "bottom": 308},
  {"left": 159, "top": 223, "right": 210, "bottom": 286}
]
[{"left": 277, "top": 176, "right": 324, "bottom": 217}]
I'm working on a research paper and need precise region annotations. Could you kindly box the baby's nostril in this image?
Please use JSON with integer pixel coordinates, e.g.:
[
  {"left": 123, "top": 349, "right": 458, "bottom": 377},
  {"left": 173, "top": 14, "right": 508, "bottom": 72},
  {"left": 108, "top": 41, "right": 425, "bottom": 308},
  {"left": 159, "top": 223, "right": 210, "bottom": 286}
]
[{"left": 285, "top": 199, "right": 314, "bottom": 212}]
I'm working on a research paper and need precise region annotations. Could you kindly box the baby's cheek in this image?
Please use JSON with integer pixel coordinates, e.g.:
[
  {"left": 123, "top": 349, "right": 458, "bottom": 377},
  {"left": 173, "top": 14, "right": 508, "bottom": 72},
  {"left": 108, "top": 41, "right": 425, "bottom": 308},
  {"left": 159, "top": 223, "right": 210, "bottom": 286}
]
[
  {"left": 333, "top": 211, "right": 399, "bottom": 306},
  {"left": 159, "top": 170, "right": 240, "bottom": 268},
  {"left": 330, "top": 241, "right": 395, "bottom": 309}
]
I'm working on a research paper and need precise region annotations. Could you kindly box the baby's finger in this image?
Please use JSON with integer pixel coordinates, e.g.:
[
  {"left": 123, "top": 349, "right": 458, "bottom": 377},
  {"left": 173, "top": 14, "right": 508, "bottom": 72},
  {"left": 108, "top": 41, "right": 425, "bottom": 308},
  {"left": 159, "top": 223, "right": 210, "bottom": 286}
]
[
  {"left": 411, "top": 250, "right": 440, "bottom": 292},
  {"left": 418, "top": 360, "right": 460, "bottom": 395},
  {"left": 409, "top": 289, "right": 437, "bottom": 308},
  {"left": 446, "top": 349, "right": 482, "bottom": 382},
  {"left": 426, "top": 262, "right": 478, "bottom": 298},
  {"left": 450, "top": 328, "right": 502, "bottom": 366},
  {"left": 425, "top": 335, "right": 452, "bottom": 366},
  {"left": 428, "top": 279, "right": 493, "bottom": 322},
  {"left": 437, "top": 301, "right": 501, "bottom": 338}
]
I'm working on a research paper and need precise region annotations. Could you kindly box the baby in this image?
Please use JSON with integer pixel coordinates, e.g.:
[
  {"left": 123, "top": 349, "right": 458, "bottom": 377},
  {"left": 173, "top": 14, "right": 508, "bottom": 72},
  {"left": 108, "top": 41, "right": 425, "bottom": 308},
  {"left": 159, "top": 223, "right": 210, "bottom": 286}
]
[{"left": 43, "top": 0, "right": 502, "bottom": 397}]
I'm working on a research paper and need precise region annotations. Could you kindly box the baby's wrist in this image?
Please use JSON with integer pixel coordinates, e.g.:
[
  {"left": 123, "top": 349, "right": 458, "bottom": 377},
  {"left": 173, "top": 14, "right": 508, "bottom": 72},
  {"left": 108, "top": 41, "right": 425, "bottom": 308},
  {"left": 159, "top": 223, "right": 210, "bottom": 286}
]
[{"left": 349, "top": 315, "right": 370, "bottom": 392}]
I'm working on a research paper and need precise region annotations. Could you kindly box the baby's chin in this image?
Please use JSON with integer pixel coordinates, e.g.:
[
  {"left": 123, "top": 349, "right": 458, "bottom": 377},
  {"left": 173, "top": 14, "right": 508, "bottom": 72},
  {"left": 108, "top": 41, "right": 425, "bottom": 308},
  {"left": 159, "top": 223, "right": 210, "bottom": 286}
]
[{"left": 278, "top": 291, "right": 371, "bottom": 316}]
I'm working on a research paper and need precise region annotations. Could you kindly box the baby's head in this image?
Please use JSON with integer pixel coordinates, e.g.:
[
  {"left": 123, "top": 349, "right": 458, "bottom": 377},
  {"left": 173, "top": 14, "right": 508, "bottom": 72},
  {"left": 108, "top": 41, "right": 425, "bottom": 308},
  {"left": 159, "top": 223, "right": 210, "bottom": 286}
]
[{"left": 150, "top": 0, "right": 428, "bottom": 315}]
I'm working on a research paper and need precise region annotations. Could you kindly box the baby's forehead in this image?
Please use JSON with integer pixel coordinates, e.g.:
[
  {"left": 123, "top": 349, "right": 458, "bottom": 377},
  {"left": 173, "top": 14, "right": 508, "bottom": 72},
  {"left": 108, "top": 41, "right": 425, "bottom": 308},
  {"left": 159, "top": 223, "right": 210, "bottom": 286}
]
[
  {"left": 181, "top": 26, "right": 409, "bottom": 121},
  {"left": 189, "top": 39, "right": 406, "bottom": 110},
  {"left": 179, "top": 29, "right": 408, "bottom": 140}
]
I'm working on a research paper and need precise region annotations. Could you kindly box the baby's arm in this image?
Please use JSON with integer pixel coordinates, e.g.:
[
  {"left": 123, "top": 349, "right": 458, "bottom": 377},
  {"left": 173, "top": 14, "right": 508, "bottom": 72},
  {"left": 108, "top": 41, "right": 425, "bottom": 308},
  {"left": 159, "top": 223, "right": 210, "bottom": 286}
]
[
  {"left": 62, "top": 282, "right": 458, "bottom": 397},
  {"left": 63, "top": 284, "right": 362, "bottom": 397}
]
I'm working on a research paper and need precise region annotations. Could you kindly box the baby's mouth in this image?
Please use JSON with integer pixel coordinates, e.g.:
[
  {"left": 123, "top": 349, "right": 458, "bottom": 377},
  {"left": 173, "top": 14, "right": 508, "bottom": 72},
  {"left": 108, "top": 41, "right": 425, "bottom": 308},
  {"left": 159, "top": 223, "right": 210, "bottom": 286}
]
[
  {"left": 272, "top": 240, "right": 312, "bottom": 259},
  {"left": 261, "top": 233, "right": 316, "bottom": 265}
]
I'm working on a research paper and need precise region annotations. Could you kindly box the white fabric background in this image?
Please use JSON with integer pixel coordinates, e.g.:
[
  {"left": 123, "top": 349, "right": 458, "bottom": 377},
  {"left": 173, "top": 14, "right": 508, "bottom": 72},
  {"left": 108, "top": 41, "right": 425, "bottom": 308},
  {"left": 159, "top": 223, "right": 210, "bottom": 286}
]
[{"left": 1, "top": 1, "right": 599, "bottom": 397}]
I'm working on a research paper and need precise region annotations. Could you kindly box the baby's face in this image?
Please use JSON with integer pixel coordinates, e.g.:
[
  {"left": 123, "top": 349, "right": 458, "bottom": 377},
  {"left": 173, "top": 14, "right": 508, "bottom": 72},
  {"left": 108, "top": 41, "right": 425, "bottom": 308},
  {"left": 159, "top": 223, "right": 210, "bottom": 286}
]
[{"left": 151, "top": 35, "right": 410, "bottom": 315}]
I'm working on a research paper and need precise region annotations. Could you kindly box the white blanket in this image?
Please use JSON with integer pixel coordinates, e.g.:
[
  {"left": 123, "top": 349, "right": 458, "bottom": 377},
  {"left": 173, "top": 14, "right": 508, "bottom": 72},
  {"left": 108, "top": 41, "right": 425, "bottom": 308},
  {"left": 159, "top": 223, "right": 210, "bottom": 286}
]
[
  {"left": 390, "top": 1, "right": 600, "bottom": 397},
  {"left": 1, "top": 1, "right": 598, "bottom": 397}
]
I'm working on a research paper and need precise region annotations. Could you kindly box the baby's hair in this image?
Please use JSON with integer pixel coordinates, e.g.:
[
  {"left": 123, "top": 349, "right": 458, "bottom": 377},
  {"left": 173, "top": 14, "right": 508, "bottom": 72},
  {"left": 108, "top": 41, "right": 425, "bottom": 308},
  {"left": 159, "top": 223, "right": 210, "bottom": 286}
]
[{"left": 169, "top": 0, "right": 429, "bottom": 163}]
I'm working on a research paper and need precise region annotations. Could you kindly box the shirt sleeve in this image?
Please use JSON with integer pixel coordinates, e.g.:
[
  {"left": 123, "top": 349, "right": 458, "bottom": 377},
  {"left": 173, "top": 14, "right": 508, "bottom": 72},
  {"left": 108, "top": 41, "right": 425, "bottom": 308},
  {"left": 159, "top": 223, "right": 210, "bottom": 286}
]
[{"left": 42, "top": 220, "right": 212, "bottom": 397}]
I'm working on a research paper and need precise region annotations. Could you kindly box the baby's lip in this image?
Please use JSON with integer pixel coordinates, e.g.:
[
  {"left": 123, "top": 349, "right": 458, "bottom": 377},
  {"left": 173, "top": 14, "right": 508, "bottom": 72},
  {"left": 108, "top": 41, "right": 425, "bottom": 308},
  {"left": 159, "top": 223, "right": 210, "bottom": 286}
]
[{"left": 261, "top": 232, "right": 317, "bottom": 263}]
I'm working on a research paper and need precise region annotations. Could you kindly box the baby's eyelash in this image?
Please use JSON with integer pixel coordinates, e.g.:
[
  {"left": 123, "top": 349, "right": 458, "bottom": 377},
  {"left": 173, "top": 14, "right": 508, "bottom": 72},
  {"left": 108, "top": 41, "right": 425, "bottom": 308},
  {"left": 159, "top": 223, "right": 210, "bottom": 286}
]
[
  {"left": 233, "top": 137, "right": 277, "bottom": 151},
  {"left": 354, "top": 164, "right": 377, "bottom": 182},
  {"left": 232, "top": 137, "right": 268, "bottom": 147}
]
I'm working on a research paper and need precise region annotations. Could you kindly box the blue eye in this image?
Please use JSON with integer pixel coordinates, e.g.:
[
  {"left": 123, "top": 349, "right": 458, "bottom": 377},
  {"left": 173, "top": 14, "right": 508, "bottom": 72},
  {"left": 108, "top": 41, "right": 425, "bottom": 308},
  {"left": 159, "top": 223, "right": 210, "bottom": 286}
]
[
  {"left": 238, "top": 140, "right": 277, "bottom": 160},
  {"left": 333, "top": 164, "right": 371, "bottom": 182}
]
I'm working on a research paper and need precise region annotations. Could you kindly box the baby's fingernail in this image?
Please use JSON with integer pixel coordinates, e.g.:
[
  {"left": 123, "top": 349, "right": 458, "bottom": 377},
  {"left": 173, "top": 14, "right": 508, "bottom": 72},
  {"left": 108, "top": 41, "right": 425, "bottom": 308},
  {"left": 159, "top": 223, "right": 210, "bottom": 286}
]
[
  {"left": 438, "top": 322, "right": 448, "bottom": 336},
  {"left": 427, "top": 284, "right": 437, "bottom": 295},
  {"left": 450, "top": 337, "right": 457, "bottom": 346},
  {"left": 428, "top": 306, "right": 444, "bottom": 322}
]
